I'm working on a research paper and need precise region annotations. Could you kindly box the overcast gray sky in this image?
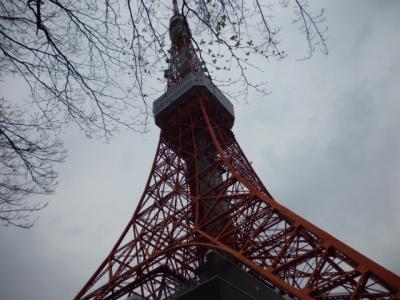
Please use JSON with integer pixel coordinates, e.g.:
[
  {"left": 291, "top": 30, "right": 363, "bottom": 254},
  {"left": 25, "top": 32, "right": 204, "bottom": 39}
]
[{"left": 1, "top": 1, "right": 399, "bottom": 300}]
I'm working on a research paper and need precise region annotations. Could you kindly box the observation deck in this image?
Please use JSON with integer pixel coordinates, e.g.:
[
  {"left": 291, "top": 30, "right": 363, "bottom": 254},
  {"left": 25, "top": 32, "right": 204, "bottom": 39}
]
[{"left": 153, "top": 72, "right": 235, "bottom": 128}]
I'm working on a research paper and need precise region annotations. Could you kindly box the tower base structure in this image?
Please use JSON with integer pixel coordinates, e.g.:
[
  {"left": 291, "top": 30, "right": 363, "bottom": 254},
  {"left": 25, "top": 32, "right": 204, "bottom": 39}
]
[{"left": 171, "top": 251, "right": 287, "bottom": 300}]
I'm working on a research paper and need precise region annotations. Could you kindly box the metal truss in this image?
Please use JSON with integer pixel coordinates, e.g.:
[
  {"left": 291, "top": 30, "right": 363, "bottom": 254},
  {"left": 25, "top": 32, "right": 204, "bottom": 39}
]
[{"left": 75, "top": 97, "right": 400, "bottom": 300}]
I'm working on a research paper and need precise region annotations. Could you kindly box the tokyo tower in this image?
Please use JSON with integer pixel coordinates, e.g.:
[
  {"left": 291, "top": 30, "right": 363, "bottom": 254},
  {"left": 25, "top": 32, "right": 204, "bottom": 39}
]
[{"left": 75, "top": 1, "right": 400, "bottom": 299}]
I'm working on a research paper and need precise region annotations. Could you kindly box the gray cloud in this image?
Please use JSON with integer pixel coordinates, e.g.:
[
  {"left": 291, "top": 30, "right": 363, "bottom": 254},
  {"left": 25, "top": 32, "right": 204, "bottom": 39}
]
[{"left": 0, "top": 1, "right": 399, "bottom": 299}]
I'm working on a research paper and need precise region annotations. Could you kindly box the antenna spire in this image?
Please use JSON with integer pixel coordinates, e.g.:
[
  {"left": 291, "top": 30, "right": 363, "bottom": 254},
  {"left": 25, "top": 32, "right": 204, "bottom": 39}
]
[
  {"left": 166, "top": 0, "right": 203, "bottom": 87},
  {"left": 172, "top": 0, "right": 178, "bottom": 14}
]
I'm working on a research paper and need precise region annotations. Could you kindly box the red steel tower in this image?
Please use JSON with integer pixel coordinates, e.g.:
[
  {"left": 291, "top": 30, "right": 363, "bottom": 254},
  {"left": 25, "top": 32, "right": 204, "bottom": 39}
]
[{"left": 75, "top": 2, "right": 400, "bottom": 299}]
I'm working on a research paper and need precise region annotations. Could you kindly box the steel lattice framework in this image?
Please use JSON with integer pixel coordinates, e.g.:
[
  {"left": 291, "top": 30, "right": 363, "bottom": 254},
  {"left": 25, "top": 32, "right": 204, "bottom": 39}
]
[
  {"left": 75, "top": 97, "right": 400, "bottom": 300},
  {"left": 75, "top": 2, "right": 400, "bottom": 299}
]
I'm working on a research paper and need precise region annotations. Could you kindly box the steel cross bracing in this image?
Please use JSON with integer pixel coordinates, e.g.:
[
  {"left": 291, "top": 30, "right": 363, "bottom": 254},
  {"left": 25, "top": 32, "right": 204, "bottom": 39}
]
[{"left": 75, "top": 97, "right": 400, "bottom": 300}]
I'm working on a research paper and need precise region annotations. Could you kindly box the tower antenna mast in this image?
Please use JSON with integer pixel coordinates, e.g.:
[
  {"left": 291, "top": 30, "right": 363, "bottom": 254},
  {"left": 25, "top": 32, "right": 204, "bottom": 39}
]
[{"left": 172, "top": 0, "right": 178, "bottom": 14}]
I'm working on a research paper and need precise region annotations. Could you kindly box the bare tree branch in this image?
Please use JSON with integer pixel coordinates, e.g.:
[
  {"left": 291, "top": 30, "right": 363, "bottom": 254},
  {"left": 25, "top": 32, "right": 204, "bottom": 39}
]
[{"left": 0, "top": 0, "right": 327, "bottom": 228}]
